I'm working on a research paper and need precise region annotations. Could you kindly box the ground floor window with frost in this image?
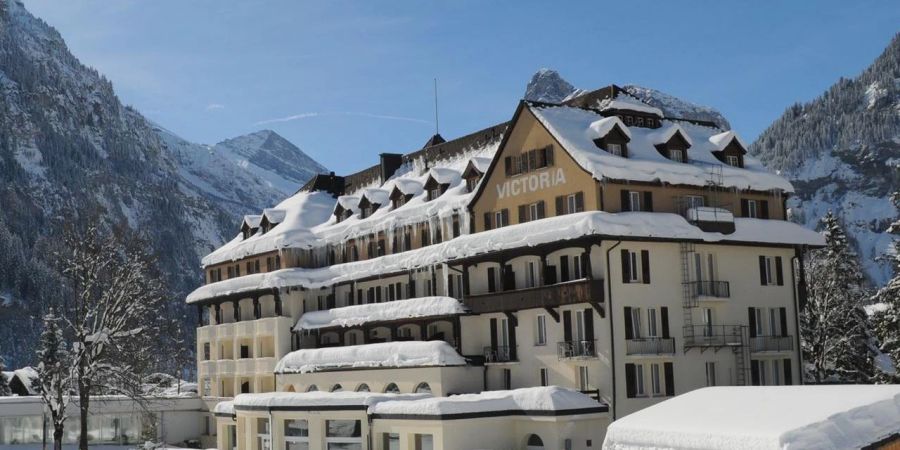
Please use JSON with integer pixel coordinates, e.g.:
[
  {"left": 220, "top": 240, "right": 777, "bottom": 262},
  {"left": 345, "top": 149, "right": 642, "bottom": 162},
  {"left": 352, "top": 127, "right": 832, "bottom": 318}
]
[
  {"left": 326, "top": 419, "right": 362, "bottom": 450},
  {"left": 257, "top": 418, "right": 271, "bottom": 450},
  {"left": 285, "top": 419, "right": 309, "bottom": 450}
]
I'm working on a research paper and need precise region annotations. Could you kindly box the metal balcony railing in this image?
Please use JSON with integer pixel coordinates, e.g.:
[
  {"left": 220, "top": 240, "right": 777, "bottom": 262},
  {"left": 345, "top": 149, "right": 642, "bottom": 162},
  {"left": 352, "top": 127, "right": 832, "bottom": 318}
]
[
  {"left": 483, "top": 346, "right": 514, "bottom": 363},
  {"left": 557, "top": 340, "right": 598, "bottom": 359},
  {"left": 683, "top": 325, "right": 744, "bottom": 348},
  {"left": 625, "top": 337, "right": 675, "bottom": 355},
  {"left": 750, "top": 335, "right": 794, "bottom": 352},
  {"left": 684, "top": 280, "right": 731, "bottom": 298}
]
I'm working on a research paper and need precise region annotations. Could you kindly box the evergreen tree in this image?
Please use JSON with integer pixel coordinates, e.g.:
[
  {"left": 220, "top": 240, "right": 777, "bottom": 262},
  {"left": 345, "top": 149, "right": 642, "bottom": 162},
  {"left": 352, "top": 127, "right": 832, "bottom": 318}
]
[
  {"left": 801, "top": 212, "right": 877, "bottom": 382},
  {"left": 870, "top": 193, "right": 900, "bottom": 381},
  {"left": 0, "top": 356, "right": 10, "bottom": 396},
  {"left": 36, "top": 308, "right": 71, "bottom": 450}
]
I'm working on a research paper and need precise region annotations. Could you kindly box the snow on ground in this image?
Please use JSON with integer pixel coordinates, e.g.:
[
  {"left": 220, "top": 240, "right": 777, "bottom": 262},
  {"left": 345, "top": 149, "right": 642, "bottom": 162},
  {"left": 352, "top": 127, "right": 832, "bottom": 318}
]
[
  {"left": 530, "top": 104, "right": 794, "bottom": 192},
  {"left": 602, "top": 385, "right": 900, "bottom": 450},
  {"left": 371, "top": 386, "right": 605, "bottom": 416},
  {"left": 188, "top": 211, "right": 824, "bottom": 304},
  {"left": 274, "top": 341, "right": 466, "bottom": 374},
  {"left": 295, "top": 296, "right": 466, "bottom": 330}
]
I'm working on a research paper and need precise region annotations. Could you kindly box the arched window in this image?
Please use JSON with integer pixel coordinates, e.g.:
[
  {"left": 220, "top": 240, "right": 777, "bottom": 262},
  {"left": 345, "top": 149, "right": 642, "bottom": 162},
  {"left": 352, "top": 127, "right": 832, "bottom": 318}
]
[
  {"left": 383, "top": 383, "right": 400, "bottom": 394},
  {"left": 330, "top": 384, "right": 344, "bottom": 392},
  {"left": 526, "top": 434, "right": 545, "bottom": 449},
  {"left": 414, "top": 382, "right": 432, "bottom": 394},
  {"left": 356, "top": 383, "right": 371, "bottom": 392},
  {"left": 306, "top": 384, "right": 319, "bottom": 392},
  {"left": 285, "top": 385, "right": 296, "bottom": 392}
]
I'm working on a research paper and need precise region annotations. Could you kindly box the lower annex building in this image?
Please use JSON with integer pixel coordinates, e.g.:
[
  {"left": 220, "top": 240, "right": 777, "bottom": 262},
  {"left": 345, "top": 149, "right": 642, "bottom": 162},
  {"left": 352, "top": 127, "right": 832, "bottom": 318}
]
[{"left": 186, "top": 84, "right": 825, "bottom": 450}]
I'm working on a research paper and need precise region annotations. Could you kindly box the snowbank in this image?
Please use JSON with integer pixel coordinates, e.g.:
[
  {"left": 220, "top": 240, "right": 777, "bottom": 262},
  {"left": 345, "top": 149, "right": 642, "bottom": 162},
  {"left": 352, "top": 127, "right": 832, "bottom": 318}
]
[
  {"left": 232, "top": 391, "right": 429, "bottom": 410},
  {"left": 530, "top": 104, "right": 794, "bottom": 192},
  {"left": 274, "top": 341, "right": 467, "bottom": 374},
  {"left": 188, "top": 211, "right": 824, "bottom": 304},
  {"left": 602, "top": 385, "right": 900, "bottom": 450},
  {"left": 294, "top": 296, "right": 467, "bottom": 330},
  {"left": 371, "top": 386, "right": 605, "bottom": 416}
]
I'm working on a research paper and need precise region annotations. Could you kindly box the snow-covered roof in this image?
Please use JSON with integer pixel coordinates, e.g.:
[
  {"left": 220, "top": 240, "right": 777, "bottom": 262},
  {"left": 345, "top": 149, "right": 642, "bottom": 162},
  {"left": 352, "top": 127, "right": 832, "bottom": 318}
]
[
  {"left": 709, "top": 130, "right": 748, "bottom": 151},
  {"left": 390, "top": 178, "right": 423, "bottom": 196},
  {"left": 262, "top": 208, "right": 286, "bottom": 224},
  {"left": 188, "top": 211, "right": 824, "bottom": 304},
  {"left": 241, "top": 215, "right": 261, "bottom": 229},
  {"left": 469, "top": 156, "right": 492, "bottom": 173},
  {"left": 602, "top": 386, "right": 900, "bottom": 450},
  {"left": 213, "top": 400, "right": 235, "bottom": 415},
  {"left": 232, "top": 391, "right": 429, "bottom": 411},
  {"left": 294, "top": 296, "right": 467, "bottom": 331},
  {"left": 371, "top": 386, "right": 606, "bottom": 417},
  {"left": 529, "top": 104, "right": 793, "bottom": 192},
  {"left": 595, "top": 95, "right": 665, "bottom": 117},
  {"left": 587, "top": 116, "right": 632, "bottom": 141},
  {"left": 647, "top": 123, "right": 693, "bottom": 147},
  {"left": 274, "top": 341, "right": 467, "bottom": 374},
  {"left": 427, "top": 167, "right": 460, "bottom": 185},
  {"left": 11, "top": 367, "right": 39, "bottom": 394},
  {"left": 360, "top": 188, "right": 389, "bottom": 206}
]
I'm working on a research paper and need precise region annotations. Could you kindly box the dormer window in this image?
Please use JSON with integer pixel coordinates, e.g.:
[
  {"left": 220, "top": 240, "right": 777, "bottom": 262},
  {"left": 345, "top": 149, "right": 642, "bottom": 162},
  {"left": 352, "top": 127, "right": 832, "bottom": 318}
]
[
  {"left": 428, "top": 187, "right": 442, "bottom": 201},
  {"left": 636, "top": 117, "right": 645, "bottom": 127},
  {"left": 726, "top": 155, "right": 740, "bottom": 167},
  {"left": 624, "top": 116, "right": 634, "bottom": 126},
  {"left": 423, "top": 175, "right": 450, "bottom": 201},
  {"left": 710, "top": 131, "right": 747, "bottom": 168},
  {"left": 589, "top": 116, "right": 632, "bottom": 158},
  {"left": 608, "top": 143, "right": 624, "bottom": 157},
  {"left": 653, "top": 125, "right": 692, "bottom": 163},
  {"left": 670, "top": 149, "right": 685, "bottom": 163},
  {"left": 465, "top": 176, "right": 479, "bottom": 192}
]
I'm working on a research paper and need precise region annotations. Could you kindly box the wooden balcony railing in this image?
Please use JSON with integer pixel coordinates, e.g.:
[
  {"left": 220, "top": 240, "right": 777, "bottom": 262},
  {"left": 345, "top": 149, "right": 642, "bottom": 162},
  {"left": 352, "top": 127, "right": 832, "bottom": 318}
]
[{"left": 465, "top": 279, "right": 604, "bottom": 314}]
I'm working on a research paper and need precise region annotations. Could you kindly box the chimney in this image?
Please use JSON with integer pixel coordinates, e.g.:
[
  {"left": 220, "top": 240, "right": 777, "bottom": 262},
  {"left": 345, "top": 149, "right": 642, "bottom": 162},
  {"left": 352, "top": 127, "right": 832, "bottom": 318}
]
[{"left": 379, "top": 153, "right": 403, "bottom": 183}]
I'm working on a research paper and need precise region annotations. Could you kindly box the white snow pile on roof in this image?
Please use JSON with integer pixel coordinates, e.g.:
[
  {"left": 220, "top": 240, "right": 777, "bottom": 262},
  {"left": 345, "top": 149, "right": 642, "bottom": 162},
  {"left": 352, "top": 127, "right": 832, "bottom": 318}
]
[
  {"left": 275, "top": 341, "right": 467, "bottom": 374},
  {"left": 372, "top": 386, "right": 604, "bottom": 416},
  {"left": 295, "top": 296, "right": 467, "bottom": 331},
  {"left": 647, "top": 123, "right": 693, "bottom": 146},
  {"left": 213, "top": 400, "right": 235, "bottom": 415},
  {"left": 361, "top": 188, "right": 389, "bottom": 205},
  {"left": 9, "top": 367, "right": 39, "bottom": 394},
  {"left": 709, "top": 130, "right": 748, "bottom": 151},
  {"left": 233, "top": 391, "right": 429, "bottom": 410},
  {"left": 530, "top": 104, "right": 793, "bottom": 192},
  {"left": 594, "top": 95, "right": 665, "bottom": 117},
  {"left": 202, "top": 190, "right": 337, "bottom": 266},
  {"left": 469, "top": 156, "right": 492, "bottom": 173},
  {"left": 602, "top": 386, "right": 900, "bottom": 450},
  {"left": 187, "top": 211, "right": 824, "bottom": 303},
  {"left": 587, "top": 116, "right": 631, "bottom": 140},
  {"left": 242, "top": 215, "right": 261, "bottom": 229}
]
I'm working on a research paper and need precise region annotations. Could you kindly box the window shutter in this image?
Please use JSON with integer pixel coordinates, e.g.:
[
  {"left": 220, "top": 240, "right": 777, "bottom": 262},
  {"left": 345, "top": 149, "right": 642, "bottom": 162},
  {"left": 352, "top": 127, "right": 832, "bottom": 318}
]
[
  {"left": 537, "top": 201, "right": 546, "bottom": 219},
  {"left": 664, "top": 362, "right": 675, "bottom": 396},
  {"left": 563, "top": 310, "right": 573, "bottom": 342},
  {"left": 779, "top": 308, "right": 788, "bottom": 337},
  {"left": 661, "top": 307, "right": 670, "bottom": 338},
  {"left": 641, "top": 250, "right": 651, "bottom": 284},
  {"left": 504, "top": 157, "right": 511, "bottom": 176},
  {"left": 484, "top": 212, "right": 492, "bottom": 231},
  {"left": 621, "top": 190, "right": 630, "bottom": 212},
  {"left": 501, "top": 209, "right": 509, "bottom": 227},
  {"left": 543, "top": 264, "right": 557, "bottom": 285},
  {"left": 545, "top": 145, "right": 554, "bottom": 166},
  {"left": 555, "top": 196, "right": 565, "bottom": 215},
  {"left": 575, "top": 191, "right": 585, "bottom": 212},
  {"left": 759, "top": 256, "right": 767, "bottom": 285},
  {"left": 508, "top": 318, "right": 517, "bottom": 361},
  {"left": 775, "top": 256, "right": 784, "bottom": 286},
  {"left": 621, "top": 249, "right": 631, "bottom": 283},
  {"left": 783, "top": 359, "right": 792, "bottom": 385},
  {"left": 584, "top": 308, "right": 594, "bottom": 343},
  {"left": 490, "top": 318, "right": 498, "bottom": 351},
  {"left": 741, "top": 199, "right": 749, "bottom": 217},
  {"left": 624, "top": 307, "right": 634, "bottom": 340},
  {"left": 748, "top": 307, "right": 757, "bottom": 338},
  {"left": 518, "top": 205, "right": 528, "bottom": 223},
  {"left": 560, "top": 256, "right": 570, "bottom": 283},
  {"left": 643, "top": 191, "right": 653, "bottom": 212},
  {"left": 760, "top": 200, "right": 770, "bottom": 219},
  {"left": 625, "top": 363, "right": 637, "bottom": 398},
  {"left": 487, "top": 267, "right": 496, "bottom": 293},
  {"left": 503, "top": 265, "right": 515, "bottom": 291},
  {"left": 750, "top": 360, "right": 760, "bottom": 386}
]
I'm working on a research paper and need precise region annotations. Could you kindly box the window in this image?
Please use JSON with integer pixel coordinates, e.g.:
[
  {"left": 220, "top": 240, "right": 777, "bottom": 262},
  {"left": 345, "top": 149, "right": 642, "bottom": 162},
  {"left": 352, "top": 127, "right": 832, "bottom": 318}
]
[
  {"left": 415, "top": 382, "right": 432, "bottom": 394},
  {"left": 574, "top": 254, "right": 585, "bottom": 279},
  {"left": 540, "top": 368, "right": 549, "bottom": 386},
  {"left": 504, "top": 145, "right": 554, "bottom": 176},
  {"left": 754, "top": 360, "right": 768, "bottom": 386},
  {"left": 526, "top": 261, "right": 537, "bottom": 288},
  {"left": 747, "top": 199, "right": 758, "bottom": 218},
  {"left": 325, "top": 420, "right": 362, "bottom": 450},
  {"left": 651, "top": 363, "right": 662, "bottom": 395},
  {"left": 636, "top": 116, "right": 645, "bottom": 127},
  {"left": 772, "top": 360, "right": 782, "bottom": 385},
  {"left": 495, "top": 209, "right": 509, "bottom": 228},
  {"left": 465, "top": 176, "right": 478, "bottom": 192},
  {"left": 705, "top": 362, "right": 717, "bottom": 386},
  {"left": 257, "top": 418, "right": 271, "bottom": 450},
  {"left": 284, "top": 419, "right": 309, "bottom": 450},
  {"left": 759, "top": 256, "right": 783, "bottom": 286},
  {"left": 356, "top": 383, "right": 370, "bottom": 392},
  {"left": 202, "top": 378, "right": 211, "bottom": 396},
  {"left": 631, "top": 307, "right": 643, "bottom": 338},
  {"left": 202, "top": 342, "right": 211, "bottom": 360},
  {"left": 726, "top": 155, "right": 740, "bottom": 167},
  {"left": 503, "top": 368, "right": 512, "bottom": 389},
  {"left": 331, "top": 384, "right": 344, "bottom": 392},
  {"left": 428, "top": 187, "right": 442, "bottom": 201},
  {"left": 567, "top": 194, "right": 577, "bottom": 213},
  {"left": 579, "top": 366, "right": 590, "bottom": 390},
  {"left": 647, "top": 308, "right": 658, "bottom": 338},
  {"left": 536, "top": 315, "right": 547, "bottom": 346},
  {"left": 607, "top": 143, "right": 623, "bottom": 156},
  {"left": 629, "top": 191, "right": 641, "bottom": 212},
  {"left": 702, "top": 308, "right": 714, "bottom": 337},
  {"left": 556, "top": 192, "right": 585, "bottom": 215},
  {"left": 622, "top": 249, "right": 649, "bottom": 284},
  {"left": 670, "top": 149, "right": 685, "bottom": 162},
  {"left": 384, "top": 383, "right": 400, "bottom": 393},
  {"left": 414, "top": 434, "right": 434, "bottom": 450},
  {"left": 635, "top": 364, "right": 645, "bottom": 396},
  {"left": 383, "top": 433, "right": 400, "bottom": 450}
]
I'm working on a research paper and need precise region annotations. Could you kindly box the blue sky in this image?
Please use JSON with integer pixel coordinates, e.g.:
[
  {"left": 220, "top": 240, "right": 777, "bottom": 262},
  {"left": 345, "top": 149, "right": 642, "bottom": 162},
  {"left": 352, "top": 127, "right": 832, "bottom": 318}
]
[{"left": 22, "top": 0, "right": 900, "bottom": 174}]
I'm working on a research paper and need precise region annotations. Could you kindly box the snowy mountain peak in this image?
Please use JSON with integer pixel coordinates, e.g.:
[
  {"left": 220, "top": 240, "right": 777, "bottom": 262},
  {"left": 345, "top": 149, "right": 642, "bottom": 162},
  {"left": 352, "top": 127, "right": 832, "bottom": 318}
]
[{"left": 523, "top": 69, "right": 730, "bottom": 129}]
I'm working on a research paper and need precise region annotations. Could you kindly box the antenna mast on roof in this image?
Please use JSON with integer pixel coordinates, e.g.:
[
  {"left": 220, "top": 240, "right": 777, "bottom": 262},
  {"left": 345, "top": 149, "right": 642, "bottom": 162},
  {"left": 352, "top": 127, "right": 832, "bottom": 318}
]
[{"left": 433, "top": 78, "right": 440, "bottom": 135}]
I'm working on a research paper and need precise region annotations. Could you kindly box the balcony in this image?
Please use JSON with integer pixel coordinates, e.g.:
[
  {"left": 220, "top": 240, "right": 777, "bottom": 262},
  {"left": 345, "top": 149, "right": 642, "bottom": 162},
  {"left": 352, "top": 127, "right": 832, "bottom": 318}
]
[
  {"left": 465, "top": 279, "right": 604, "bottom": 314},
  {"left": 197, "top": 325, "right": 216, "bottom": 341},
  {"left": 483, "top": 346, "right": 515, "bottom": 363},
  {"left": 235, "top": 358, "right": 256, "bottom": 375},
  {"left": 684, "top": 281, "right": 731, "bottom": 299},
  {"left": 216, "top": 360, "right": 235, "bottom": 375},
  {"left": 557, "top": 340, "right": 598, "bottom": 359},
  {"left": 234, "top": 321, "right": 256, "bottom": 336},
  {"left": 625, "top": 337, "right": 675, "bottom": 355},
  {"left": 750, "top": 335, "right": 794, "bottom": 353},
  {"left": 680, "top": 205, "right": 735, "bottom": 234},
  {"left": 683, "top": 325, "right": 744, "bottom": 349}
]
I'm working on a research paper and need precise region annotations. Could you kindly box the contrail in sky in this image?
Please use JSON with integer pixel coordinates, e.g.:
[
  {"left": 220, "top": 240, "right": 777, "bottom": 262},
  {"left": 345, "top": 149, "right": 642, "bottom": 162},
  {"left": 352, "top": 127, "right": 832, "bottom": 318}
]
[{"left": 254, "top": 111, "right": 431, "bottom": 126}]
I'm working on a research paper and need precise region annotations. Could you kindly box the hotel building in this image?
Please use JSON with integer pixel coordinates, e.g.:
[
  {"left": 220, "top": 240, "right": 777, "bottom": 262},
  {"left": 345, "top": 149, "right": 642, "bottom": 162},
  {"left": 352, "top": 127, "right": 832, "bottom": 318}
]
[{"left": 187, "top": 85, "right": 824, "bottom": 450}]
